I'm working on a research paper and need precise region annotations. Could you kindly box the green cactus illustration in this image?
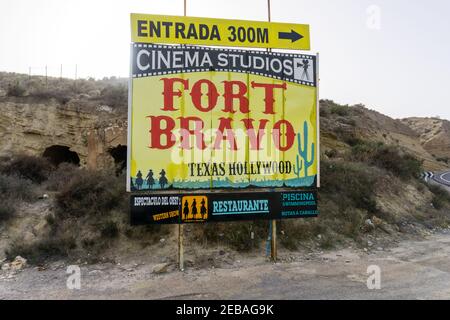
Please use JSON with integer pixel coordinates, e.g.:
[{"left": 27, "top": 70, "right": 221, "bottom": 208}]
[
  {"left": 297, "top": 121, "right": 315, "bottom": 177},
  {"left": 294, "top": 154, "right": 303, "bottom": 178}
]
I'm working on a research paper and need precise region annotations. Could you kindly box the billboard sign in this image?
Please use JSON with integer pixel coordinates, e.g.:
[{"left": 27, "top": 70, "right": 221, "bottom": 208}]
[
  {"left": 128, "top": 44, "right": 318, "bottom": 191},
  {"left": 131, "top": 13, "right": 310, "bottom": 50},
  {"left": 130, "top": 190, "right": 317, "bottom": 225}
]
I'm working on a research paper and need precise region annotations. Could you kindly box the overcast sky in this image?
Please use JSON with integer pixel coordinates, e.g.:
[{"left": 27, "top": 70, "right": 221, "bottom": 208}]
[{"left": 1, "top": 0, "right": 449, "bottom": 120}]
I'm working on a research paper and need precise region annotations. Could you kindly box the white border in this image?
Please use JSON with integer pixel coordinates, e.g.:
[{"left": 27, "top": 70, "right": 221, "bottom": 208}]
[
  {"left": 316, "top": 52, "right": 320, "bottom": 188},
  {"left": 126, "top": 43, "right": 133, "bottom": 192}
]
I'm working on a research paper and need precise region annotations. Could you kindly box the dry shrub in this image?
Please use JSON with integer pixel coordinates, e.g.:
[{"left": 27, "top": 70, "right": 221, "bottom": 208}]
[
  {"left": 99, "top": 84, "right": 127, "bottom": 108},
  {"left": 6, "top": 81, "right": 26, "bottom": 97},
  {"left": 428, "top": 184, "right": 450, "bottom": 210},
  {"left": 0, "top": 173, "right": 36, "bottom": 202},
  {"left": 30, "top": 87, "right": 72, "bottom": 104},
  {"left": 45, "top": 162, "right": 81, "bottom": 191},
  {"left": 195, "top": 221, "right": 267, "bottom": 252},
  {"left": 5, "top": 235, "right": 77, "bottom": 264},
  {"left": 6, "top": 169, "right": 134, "bottom": 264},
  {"left": 0, "top": 199, "right": 16, "bottom": 223},
  {"left": 55, "top": 169, "right": 126, "bottom": 218},
  {"left": 124, "top": 224, "right": 172, "bottom": 246},
  {"left": 0, "top": 173, "right": 38, "bottom": 223},
  {"left": 350, "top": 141, "right": 422, "bottom": 180},
  {"left": 321, "top": 159, "right": 378, "bottom": 213},
  {"left": 0, "top": 154, "right": 52, "bottom": 183}
]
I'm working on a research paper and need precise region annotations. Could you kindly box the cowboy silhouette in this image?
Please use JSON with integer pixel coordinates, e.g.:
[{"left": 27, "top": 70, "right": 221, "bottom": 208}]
[
  {"left": 200, "top": 198, "right": 207, "bottom": 219},
  {"left": 146, "top": 169, "right": 155, "bottom": 189},
  {"left": 191, "top": 199, "right": 198, "bottom": 219},
  {"left": 183, "top": 200, "right": 189, "bottom": 220},
  {"left": 135, "top": 170, "right": 143, "bottom": 190},
  {"left": 159, "top": 169, "right": 168, "bottom": 189}
]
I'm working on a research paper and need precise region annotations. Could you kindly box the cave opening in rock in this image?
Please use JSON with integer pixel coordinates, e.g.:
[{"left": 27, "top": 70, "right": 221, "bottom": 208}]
[
  {"left": 43, "top": 145, "right": 80, "bottom": 166},
  {"left": 108, "top": 145, "right": 127, "bottom": 175}
]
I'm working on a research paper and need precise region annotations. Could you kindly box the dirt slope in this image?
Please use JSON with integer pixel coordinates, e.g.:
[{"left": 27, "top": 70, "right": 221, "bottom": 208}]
[
  {"left": 402, "top": 117, "right": 450, "bottom": 169},
  {"left": 320, "top": 101, "right": 447, "bottom": 171}
]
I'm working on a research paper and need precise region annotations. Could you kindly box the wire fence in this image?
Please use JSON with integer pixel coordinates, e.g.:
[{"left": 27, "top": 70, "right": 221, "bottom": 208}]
[{"left": 27, "top": 64, "right": 79, "bottom": 80}]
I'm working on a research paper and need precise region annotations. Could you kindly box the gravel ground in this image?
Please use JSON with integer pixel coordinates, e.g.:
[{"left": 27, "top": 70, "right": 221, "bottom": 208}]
[{"left": 2, "top": 229, "right": 450, "bottom": 300}]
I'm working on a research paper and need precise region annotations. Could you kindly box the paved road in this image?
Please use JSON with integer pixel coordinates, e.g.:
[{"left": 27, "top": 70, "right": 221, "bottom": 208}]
[{"left": 433, "top": 171, "right": 450, "bottom": 187}]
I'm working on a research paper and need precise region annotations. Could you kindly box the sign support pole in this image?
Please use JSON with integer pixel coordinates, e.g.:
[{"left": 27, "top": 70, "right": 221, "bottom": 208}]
[
  {"left": 178, "top": 0, "right": 187, "bottom": 272},
  {"left": 267, "top": 0, "right": 277, "bottom": 263},
  {"left": 178, "top": 223, "right": 184, "bottom": 271}
]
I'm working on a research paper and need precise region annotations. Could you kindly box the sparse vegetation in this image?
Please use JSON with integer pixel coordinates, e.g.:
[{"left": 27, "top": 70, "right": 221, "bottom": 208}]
[
  {"left": 1, "top": 96, "right": 450, "bottom": 264},
  {"left": 99, "top": 84, "right": 128, "bottom": 108},
  {"left": 100, "top": 221, "right": 120, "bottom": 239},
  {"left": 321, "top": 160, "right": 378, "bottom": 213},
  {"left": 0, "top": 72, "right": 128, "bottom": 110},
  {"left": 199, "top": 221, "right": 266, "bottom": 252},
  {"left": 0, "top": 200, "right": 16, "bottom": 223},
  {"left": 320, "top": 99, "right": 351, "bottom": 117},
  {"left": 3, "top": 162, "right": 172, "bottom": 263},
  {"left": 436, "top": 157, "right": 449, "bottom": 164},
  {"left": 44, "top": 162, "right": 80, "bottom": 191},
  {"left": 6, "top": 81, "right": 26, "bottom": 97},
  {"left": 5, "top": 236, "right": 77, "bottom": 264},
  {"left": 0, "top": 172, "right": 38, "bottom": 223},
  {"left": 350, "top": 140, "right": 423, "bottom": 180},
  {"left": 429, "top": 184, "right": 450, "bottom": 210},
  {"left": 55, "top": 170, "right": 126, "bottom": 218},
  {"left": 0, "top": 154, "right": 52, "bottom": 183},
  {"left": 30, "top": 87, "right": 72, "bottom": 104}
]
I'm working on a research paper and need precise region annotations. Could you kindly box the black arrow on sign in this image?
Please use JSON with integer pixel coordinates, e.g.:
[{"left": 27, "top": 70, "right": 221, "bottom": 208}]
[{"left": 278, "top": 30, "right": 304, "bottom": 42}]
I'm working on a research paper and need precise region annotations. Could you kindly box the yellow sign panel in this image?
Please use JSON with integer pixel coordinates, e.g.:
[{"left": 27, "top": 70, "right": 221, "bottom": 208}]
[
  {"left": 131, "top": 13, "right": 310, "bottom": 50},
  {"left": 128, "top": 44, "right": 318, "bottom": 191},
  {"left": 181, "top": 195, "right": 208, "bottom": 222}
]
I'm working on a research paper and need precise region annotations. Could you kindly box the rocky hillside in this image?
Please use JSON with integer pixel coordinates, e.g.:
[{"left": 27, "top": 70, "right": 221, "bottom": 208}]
[
  {"left": 0, "top": 72, "right": 447, "bottom": 173},
  {"left": 402, "top": 117, "right": 450, "bottom": 168},
  {"left": 1, "top": 73, "right": 450, "bottom": 268},
  {"left": 0, "top": 72, "right": 127, "bottom": 171},
  {"left": 320, "top": 100, "right": 447, "bottom": 172}
]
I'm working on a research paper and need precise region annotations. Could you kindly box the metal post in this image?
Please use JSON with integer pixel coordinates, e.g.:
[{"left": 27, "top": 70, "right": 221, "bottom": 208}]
[
  {"left": 45, "top": 65, "right": 48, "bottom": 86},
  {"left": 316, "top": 53, "right": 320, "bottom": 188},
  {"left": 178, "top": 223, "right": 184, "bottom": 271},
  {"left": 271, "top": 220, "right": 277, "bottom": 261},
  {"left": 178, "top": 0, "right": 187, "bottom": 272},
  {"left": 267, "top": 0, "right": 277, "bottom": 263},
  {"left": 60, "top": 64, "right": 63, "bottom": 79},
  {"left": 28, "top": 67, "right": 31, "bottom": 79}
]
